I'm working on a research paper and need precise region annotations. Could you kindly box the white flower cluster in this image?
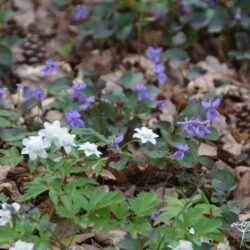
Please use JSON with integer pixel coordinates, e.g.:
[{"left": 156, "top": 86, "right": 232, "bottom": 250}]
[
  {"left": 21, "top": 121, "right": 76, "bottom": 160},
  {"left": 133, "top": 127, "right": 159, "bottom": 145},
  {"left": 21, "top": 121, "right": 103, "bottom": 160},
  {"left": 175, "top": 240, "right": 194, "bottom": 250},
  {"left": 9, "top": 240, "right": 34, "bottom": 250},
  {"left": 0, "top": 202, "right": 20, "bottom": 227},
  {"left": 21, "top": 121, "right": 159, "bottom": 161}
]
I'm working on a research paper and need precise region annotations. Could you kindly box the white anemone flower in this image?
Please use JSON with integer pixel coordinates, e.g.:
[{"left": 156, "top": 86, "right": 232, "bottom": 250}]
[
  {"left": 133, "top": 127, "right": 159, "bottom": 145},
  {"left": 9, "top": 240, "right": 34, "bottom": 250},
  {"left": 175, "top": 240, "right": 194, "bottom": 250},
  {"left": 78, "top": 142, "right": 102, "bottom": 157},
  {"left": 38, "top": 121, "right": 68, "bottom": 148},
  {"left": 0, "top": 202, "right": 20, "bottom": 226},
  {"left": 59, "top": 131, "right": 76, "bottom": 154},
  {"left": 21, "top": 136, "right": 49, "bottom": 160}
]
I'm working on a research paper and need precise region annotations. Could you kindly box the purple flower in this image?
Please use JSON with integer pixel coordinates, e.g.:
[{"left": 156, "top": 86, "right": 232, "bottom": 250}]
[
  {"left": 155, "top": 10, "right": 165, "bottom": 20},
  {"left": 208, "top": 0, "right": 217, "bottom": 5},
  {"left": 75, "top": 5, "right": 89, "bottom": 20},
  {"left": 201, "top": 98, "right": 220, "bottom": 120},
  {"left": 195, "top": 124, "right": 211, "bottom": 137},
  {"left": 184, "top": 123, "right": 196, "bottom": 136},
  {"left": 153, "top": 64, "right": 165, "bottom": 74},
  {"left": 181, "top": 1, "right": 190, "bottom": 12},
  {"left": 42, "top": 59, "right": 59, "bottom": 75},
  {"left": 134, "top": 84, "right": 151, "bottom": 102},
  {"left": 79, "top": 96, "right": 95, "bottom": 110},
  {"left": 34, "top": 87, "right": 46, "bottom": 101},
  {"left": 156, "top": 100, "right": 168, "bottom": 110},
  {"left": 65, "top": 110, "right": 85, "bottom": 129},
  {"left": 172, "top": 144, "right": 189, "bottom": 160},
  {"left": 234, "top": 11, "right": 242, "bottom": 22},
  {"left": 147, "top": 46, "right": 163, "bottom": 64},
  {"left": 70, "top": 83, "right": 87, "bottom": 102},
  {"left": 108, "top": 134, "right": 124, "bottom": 151},
  {"left": 23, "top": 85, "right": 46, "bottom": 101},
  {"left": 0, "top": 88, "right": 6, "bottom": 100},
  {"left": 23, "top": 85, "right": 34, "bottom": 99},
  {"left": 157, "top": 73, "right": 167, "bottom": 85}
]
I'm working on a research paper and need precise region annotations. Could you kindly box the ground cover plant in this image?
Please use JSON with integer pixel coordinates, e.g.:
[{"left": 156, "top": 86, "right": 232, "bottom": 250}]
[{"left": 0, "top": 0, "right": 250, "bottom": 249}]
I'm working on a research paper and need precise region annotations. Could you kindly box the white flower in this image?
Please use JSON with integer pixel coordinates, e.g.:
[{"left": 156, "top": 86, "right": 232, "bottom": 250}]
[
  {"left": 0, "top": 202, "right": 20, "bottom": 226},
  {"left": 188, "top": 227, "right": 195, "bottom": 235},
  {"left": 59, "top": 131, "right": 76, "bottom": 154},
  {"left": 0, "top": 209, "right": 11, "bottom": 226},
  {"left": 133, "top": 127, "right": 159, "bottom": 144},
  {"left": 78, "top": 142, "right": 102, "bottom": 157},
  {"left": 175, "top": 240, "right": 193, "bottom": 250},
  {"left": 21, "top": 136, "right": 49, "bottom": 160},
  {"left": 38, "top": 121, "right": 68, "bottom": 148},
  {"left": 9, "top": 240, "right": 34, "bottom": 250}
]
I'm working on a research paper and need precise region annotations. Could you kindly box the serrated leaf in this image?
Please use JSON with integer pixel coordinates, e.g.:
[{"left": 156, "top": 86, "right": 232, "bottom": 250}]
[
  {"left": 48, "top": 76, "right": 73, "bottom": 95},
  {"left": 141, "top": 139, "right": 168, "bottom": 159},
  {"left": 129, "top": 192, "right": 160, "bottom": 217}
]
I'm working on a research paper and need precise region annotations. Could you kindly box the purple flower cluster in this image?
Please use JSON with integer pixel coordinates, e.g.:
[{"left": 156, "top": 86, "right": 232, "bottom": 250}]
[
  {"left": 234, "top": 11, "right": 242, "bottom": 22},
  {"left": 70, "top": 82, "right": 95, "bottom": 110},
  {"left": 177, "top": 118, "right": 211, "bottom": 137},
  {"left": 147, "top": 46, "right": 167, "bottom": 85},
  {"left": 155, "top": 10, "right": 165, "bottom": 20},
  {"left": 147, "top": 46, "right": 163, "bottom": 64},
  {"left": 75, "top": 5, "right": 89, "bottom": 20},
  {"left": 156, "top": 100, "right": 168, "bottom": 110},
  {"left": 153, "top": 64, "right": 168, "bottom": 85},
  {"left": 23, "top": 85, "right": 46, "bottom": 101},
  {"left": 108, "top": 134, "right": 124, "bottom": 152},
  {"left": 172, "top": 144, "right": 189, "bottom": 160},
  {"left": 41, "top": 59, "right": 60, "bottom": 76},
  {"left": 181, "top": 1, "right": 190, "bottom": 12},
  {"left": 134, "top": 84, "right": 151, "bottom": 102},
  {"left": 0, "top": 88, "right": 6, "bottom": 101},
  {"left": 65, "top": 110, "right": 85, "bottom": 129},
  {"left": 201, "top": 98, "right": 220, "bottom": 121}
]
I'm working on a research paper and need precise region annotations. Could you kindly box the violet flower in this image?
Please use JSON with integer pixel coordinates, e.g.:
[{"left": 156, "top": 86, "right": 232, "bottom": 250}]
[
  {"left": 156, "top": 100, "right": 168, "bottom": 110},
  {"left": 234, "top": 11, "right": 242, "bottom": 22},
  {"left": 172, "top": 144, "right": 189, "bottom": 160},
  {"left": 147, "top": 46, "right": 163, "bottom": 64},
  {"left": 108, "top": 134, "right": 124, "bottom": 152},
  {"left": 181, "top": 1, "right": 190, "bottom": 12},
  {"left": 0, "top": 88, "right": 6, "bottom": 101},
  {"left": 70, "top": 83, "right": 87, "bottom": 102},
  {"left": 41, "top": 59, "right": 60, "bottom": 75},
  {"left": 23, "top": 85, "right": 46, "bottom": 101},
  {"left": 177, "top": 118, "right": 211, "bottom": 137},
  {"left": 201, "top": 98, "right": 220, "bottom": 120},
  {"left": 75, "top": 5, "right": 89, "bottom": 20},
  {"left": 65, "top": 110, "right": 85, "bottom": 129},
  {"left": 34, "top": 87, "right": 46, "bottom": 101},
  {"left": 79, "top": 96, "right": 95, "bottom": 110},
  {"left": 157, "top": 73, "right": 167, "bottom": 85},
  {"left": 134, "top": 84, "right": 151, "bottom": 102}
]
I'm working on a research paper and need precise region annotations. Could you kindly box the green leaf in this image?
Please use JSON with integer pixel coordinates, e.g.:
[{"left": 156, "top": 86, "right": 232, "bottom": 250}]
[
  {"left": 190, "top": 9, "right": 215, "bottom": 30},
  {"left": 0, "top": 148, "right": 23, "bottom": 166},
  {"left": 0, "top": 9, "right": 12, "bottom": 23},
  {"left": 0, "top": 110, "right": 19, "bottom": 118},
  {"left": 109, "top": 155, "right": 130, "bottom": 170},
  {"left": 21, "top": 97, "right": 38, "bottom": 113},
  {"left": 0, "top": 45, "right": 12, "bottom": 67},
  {"left": 0, "top": 127, "right": 28, "bottom": 142},
  {"left": 129, "top": 192, "right": 160, "bottom": 217},
  {"left": 212, "top": 170, "right": 237, "bottom": 193},
  {"left": 164, "top": 48, "right": 187, "bottom": 61},
  {"left": 141, "top": 139, "right": 168, "bottom": 159},
  {"left": 0, "top": 117, "right": 13, "bottom": 127},
  {"left": 48, "top": 76, "right": 73, "bottom": 95},
  {"left": 118, "top": 72, "right": 144, "bottom": 88}
]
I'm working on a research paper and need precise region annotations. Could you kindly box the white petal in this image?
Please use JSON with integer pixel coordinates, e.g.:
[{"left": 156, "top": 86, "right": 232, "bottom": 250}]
[
  {"left": 149, "top": 138, "right": 156, "bottom": 145},
  {"left": 12, "top": 202, "right": 20, "bottom": 212},
  {"left": 29, "top": 152, "right": 37, "bottom": 161},
  {"left": 21, "top": 148, "right": 29, "bottom": 155}
]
